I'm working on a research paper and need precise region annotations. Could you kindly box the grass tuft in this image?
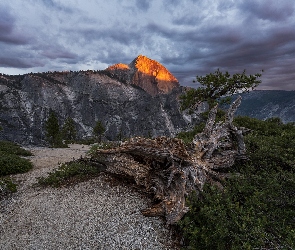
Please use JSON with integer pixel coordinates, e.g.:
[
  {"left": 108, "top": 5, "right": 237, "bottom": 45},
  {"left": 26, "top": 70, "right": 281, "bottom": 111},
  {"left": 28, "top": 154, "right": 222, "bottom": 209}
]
[
  {"left": 0, "top": 177, "right": 17, "bottom": 199},
  {"left": 37, "top": 161, "right": 103, "bottom": 187}
]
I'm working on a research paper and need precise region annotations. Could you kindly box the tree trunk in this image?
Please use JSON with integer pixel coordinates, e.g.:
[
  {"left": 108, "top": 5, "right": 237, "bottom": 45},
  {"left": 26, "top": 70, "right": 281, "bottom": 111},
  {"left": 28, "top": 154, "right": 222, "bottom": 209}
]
[{"left": 85, "top": 96, "right": 246, "bottom": 225}]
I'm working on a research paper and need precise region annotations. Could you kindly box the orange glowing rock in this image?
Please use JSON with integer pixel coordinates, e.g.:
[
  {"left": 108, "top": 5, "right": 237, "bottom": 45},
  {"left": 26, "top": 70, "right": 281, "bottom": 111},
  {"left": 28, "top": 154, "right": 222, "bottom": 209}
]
[
  {"left": 132, "top": 55, "right": 178, "bottom": 83},
  {"left": 106, "top": 55, "right": 179, "bottom": 96},
  {"left": 106, "top": 63, "right": 130, "bottom": 71}
]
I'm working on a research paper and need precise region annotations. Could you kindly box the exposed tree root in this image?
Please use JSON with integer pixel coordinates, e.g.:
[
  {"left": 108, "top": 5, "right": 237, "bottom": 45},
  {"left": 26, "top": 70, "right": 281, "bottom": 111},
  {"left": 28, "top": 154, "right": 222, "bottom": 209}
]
[{"left": 84, "top": 96, "right": 246, "bottom": 224}]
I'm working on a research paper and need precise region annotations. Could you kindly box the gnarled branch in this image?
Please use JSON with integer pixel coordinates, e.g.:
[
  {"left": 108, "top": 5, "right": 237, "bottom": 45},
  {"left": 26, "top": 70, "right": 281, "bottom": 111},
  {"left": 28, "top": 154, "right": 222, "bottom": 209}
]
[{"left": 86, "top": 96, "right": 246, "bottom": 224}]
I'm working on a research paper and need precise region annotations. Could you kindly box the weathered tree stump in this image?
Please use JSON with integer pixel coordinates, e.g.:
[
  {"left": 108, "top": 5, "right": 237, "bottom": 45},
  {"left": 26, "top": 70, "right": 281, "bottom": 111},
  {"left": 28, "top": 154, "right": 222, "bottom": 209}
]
[{"left": 87, "top": 96, "right": 246, "bottom": 224}]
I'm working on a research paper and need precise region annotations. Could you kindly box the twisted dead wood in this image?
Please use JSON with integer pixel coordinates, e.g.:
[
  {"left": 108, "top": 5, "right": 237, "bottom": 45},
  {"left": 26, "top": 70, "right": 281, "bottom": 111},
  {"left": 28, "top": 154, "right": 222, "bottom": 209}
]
[{"left": 87, "top": 96, "right": 246, "bottom": 224}]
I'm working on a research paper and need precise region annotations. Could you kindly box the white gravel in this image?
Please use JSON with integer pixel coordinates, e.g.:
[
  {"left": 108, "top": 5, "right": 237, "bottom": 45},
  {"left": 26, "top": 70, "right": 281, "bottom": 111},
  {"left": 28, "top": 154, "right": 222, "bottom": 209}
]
[{"left": 0, "top": 144, "right": 178, "bottom": 250}]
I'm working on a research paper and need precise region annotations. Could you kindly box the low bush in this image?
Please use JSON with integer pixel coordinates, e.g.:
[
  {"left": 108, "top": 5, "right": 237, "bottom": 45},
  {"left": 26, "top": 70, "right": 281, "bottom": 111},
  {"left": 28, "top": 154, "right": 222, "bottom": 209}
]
[
  {"left": 176, "top": 110, "right": 226, "bottom": 144},
  {"left": 0, "top": 141, "right": 33, "bottom": 177},
  {"left": 0, "top": 152, "right": 33, "bottom": 176},
  {"left": 0, "top": 141, "right": 32, "bottom": 156},
  {"left": 0, "top": 177, "right": 17, "bottom": 199},
  {"left": 178, "top": 116, "right": 295, "bottom": 249},
  {"left": 74, "top": 138, "right": 97, "bottom": 145},
  {"left": 179, "top": 171, "right": 295, "bottom": 249},
  {"left": 37, "top": 161, "right": 103, "bottom": 187},
  {"left": 87, "top": 141, "right": 121, "bottom": 157},
  {"left": 0, "top": 140, "right": 33, "bottom": 197},
  {"left": 234, "top": 116, "right": 295, "bottom": 172},
  {"left": 177, "top": 124, "right": 205, "bottom": 145}
]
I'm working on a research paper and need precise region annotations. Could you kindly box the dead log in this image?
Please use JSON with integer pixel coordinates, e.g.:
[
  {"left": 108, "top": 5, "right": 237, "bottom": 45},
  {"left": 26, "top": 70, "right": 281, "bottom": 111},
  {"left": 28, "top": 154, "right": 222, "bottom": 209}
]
[{"left": 87, "top": 96, "right": 246, "bottom": 225}]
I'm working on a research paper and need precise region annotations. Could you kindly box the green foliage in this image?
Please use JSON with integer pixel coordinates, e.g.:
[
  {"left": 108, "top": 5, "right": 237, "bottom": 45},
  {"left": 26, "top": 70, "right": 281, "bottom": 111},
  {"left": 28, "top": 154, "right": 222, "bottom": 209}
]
[
  {"left": 176, "top": 110, "right": 226, "bottom": 144},
  {"left": 177, "top": 124, "right": 205, "bottom": 144},
  {"left": 200, "top": 108, "right": 227, "bottom": 122},
  {"left": 178, "top": 116, "right": 295, "bottom": 249},
  {"left": 116, "top": 130, "right": 124, "bottom": 141},
  {"left": 61, "top": 117, "right": 77, "bottom": 142},
  {"left": 0, "top": 141, "right": 33, "bottom": 197},
  {"left": 87, "top": 141, "right": 120, "bottom": 157},
  {"left": 233, "top": 116, "right": 295, "bottom": 172},
  {"left": 0, "top": 152, "right": 33, "bottom": 176},
  {"left": 0, "top": 141, "right": 32, "bottom": 156},
  {"left": 93, "top": 120, "right": 106, "bottom": 142},
  {"left": 45, "top": 110, "right": 59, "bottom": 139},
  {"left": 180, "top": 172, "right": 295, "bottom": 249},
  {"left": 0, "top": 177, "right": 17, "bottom": 199},
  {"left": 44, "top": 110, "right": 68, "bottom": 148},
  {"left": 45, "top": 110, "right": 61, "bottom": 147},
  {"left": 0, "top": 141, "right": 33, "bottom": 177},
  {"left": 37, "top": 161, "right": 104, "bottom": 187},
  {"left": 74, "top": 137, "right": 97, "bottom": 145},
  {"left": 180, "top": 69, "right": 262, "bottom": 110}
]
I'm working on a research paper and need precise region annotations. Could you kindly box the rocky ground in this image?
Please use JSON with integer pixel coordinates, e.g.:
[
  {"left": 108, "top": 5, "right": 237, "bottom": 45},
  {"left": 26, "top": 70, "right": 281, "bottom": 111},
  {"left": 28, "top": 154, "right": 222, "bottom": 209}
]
[{"left": 0, "top": 144, "right": 179, "bottom": 250}]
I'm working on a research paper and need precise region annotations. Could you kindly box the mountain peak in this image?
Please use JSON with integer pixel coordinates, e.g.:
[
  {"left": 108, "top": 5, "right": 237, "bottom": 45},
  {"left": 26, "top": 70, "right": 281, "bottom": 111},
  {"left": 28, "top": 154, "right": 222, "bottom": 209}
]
[
  {"left": 106, "top": 55, "right": 179, "bottom": 96},
  {"left": 130, "top": 55, "right": 178, "bottom": 83},
  {"left": 106, "top": 63, "right": 130, "bottom": 71}
]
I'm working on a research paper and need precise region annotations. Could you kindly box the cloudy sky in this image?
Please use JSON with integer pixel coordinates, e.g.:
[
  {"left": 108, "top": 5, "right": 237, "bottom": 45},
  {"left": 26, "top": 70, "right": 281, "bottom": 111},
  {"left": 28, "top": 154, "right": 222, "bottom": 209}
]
[{"left": 1, "top": 0, "right": 295, "bottom": 90}]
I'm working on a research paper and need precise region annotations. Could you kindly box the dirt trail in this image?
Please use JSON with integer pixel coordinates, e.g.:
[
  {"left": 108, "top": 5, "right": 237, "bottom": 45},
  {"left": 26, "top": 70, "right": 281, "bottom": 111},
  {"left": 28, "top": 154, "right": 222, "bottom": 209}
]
[
  {"left": 0, "top": 144, "right": 177, "bottom": 250},
  {"left": 16, "top": 144, "right": 90, "bottom": 189},
  {"left": 28, "top": 144, "right": 89, "bottom": 169}
]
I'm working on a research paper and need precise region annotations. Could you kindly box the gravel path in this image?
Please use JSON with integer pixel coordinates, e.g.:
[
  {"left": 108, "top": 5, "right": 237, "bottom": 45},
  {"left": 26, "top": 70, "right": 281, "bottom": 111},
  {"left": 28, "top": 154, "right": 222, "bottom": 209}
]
[{"left": 0, "top": 144, "right": 178, "bottom": 250}]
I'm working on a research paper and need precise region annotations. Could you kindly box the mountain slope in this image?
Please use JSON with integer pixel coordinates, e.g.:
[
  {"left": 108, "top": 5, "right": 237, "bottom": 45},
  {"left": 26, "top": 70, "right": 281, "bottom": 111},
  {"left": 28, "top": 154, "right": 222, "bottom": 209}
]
[
  {"left": 106, "top": 55, "right": 179, "bottom": 96},
  {"left": 0, "top": 57, "right": 193, "bottom": 145},
  {"left": 234, "top": 90, "right": 295, "bottom": 123}
]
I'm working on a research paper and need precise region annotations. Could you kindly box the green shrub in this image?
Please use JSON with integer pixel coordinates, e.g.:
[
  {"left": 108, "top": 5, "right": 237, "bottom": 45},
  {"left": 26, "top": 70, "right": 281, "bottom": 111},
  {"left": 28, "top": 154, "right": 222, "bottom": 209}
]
[
  {"left": 233, "top": 116, "right": 295, "bottom": 172},
  {"left": 177, "top": 124, "right": 205, "bottom": 145},
  {"left": 38, "top": 161, "right": 104, "bottom": 187},
  {"left": 178, "top": 116, "right": 295, "bottom": 249},
  {"left": 52, "top": 139, "right": 69, "bottom": 148},
  {"left": 61, "top": 117, "right": 77, "bottom": 141},
  {"left": 87, "top": 141, "right": 120, "bottom": 157},
  {"left": 176, "top": 110, "right": 227, "bottom": 144},
  {"left": 179, "top": 171, "right": 295, "bottom": 249},
  {"left": 93, "top": 120, "right": 106, "bottom": 143},
  {"left": 0, "top": 141, "right": 32, "bottom": 156},
  {"left": 0, "top": 141, "right": 33, "bottom": 196},
  {"left": 0, "top": 177, "right": 17, "bottom": 199},
  {"left": 0, "top": 152, "right": 33, "bottom": 176}
]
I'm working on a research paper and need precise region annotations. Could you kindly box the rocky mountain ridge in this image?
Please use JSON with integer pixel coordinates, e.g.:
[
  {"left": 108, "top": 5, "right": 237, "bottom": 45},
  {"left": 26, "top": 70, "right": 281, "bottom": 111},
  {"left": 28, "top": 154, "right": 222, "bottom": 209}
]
[
  {"left": 0, "top": 56, "right": 199, "bottom": 145},
  {"left": 106, "top": 55, "right": 179, "bottom": 96},
  {"left": 1, "top": 54, "right": 293, "bottom": 145},
  {"left": 233, "top": 90, "right": 295, "bottom": 123}
]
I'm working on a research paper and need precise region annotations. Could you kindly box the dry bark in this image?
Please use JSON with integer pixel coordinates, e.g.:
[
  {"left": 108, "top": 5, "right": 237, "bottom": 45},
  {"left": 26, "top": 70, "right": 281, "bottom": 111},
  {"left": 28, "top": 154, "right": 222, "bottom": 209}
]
[{"left": 86, "top": 96, "right": 246, "bottom": 225}]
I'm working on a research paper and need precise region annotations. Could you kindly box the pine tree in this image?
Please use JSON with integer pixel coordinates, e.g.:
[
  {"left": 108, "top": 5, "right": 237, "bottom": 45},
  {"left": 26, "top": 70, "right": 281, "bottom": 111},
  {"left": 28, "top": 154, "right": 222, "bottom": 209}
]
[
  {"left": 61, "top": 117, "right": 77, "bottom": 141},
  {"left": 180, "top": 69, "right": 262, "bottom": 110},
  {"left": 45, "top": 110, "right": 61, "bottom": 147},
  {"left": 93, "top": 121, "right": 105, "bottom": 142}
]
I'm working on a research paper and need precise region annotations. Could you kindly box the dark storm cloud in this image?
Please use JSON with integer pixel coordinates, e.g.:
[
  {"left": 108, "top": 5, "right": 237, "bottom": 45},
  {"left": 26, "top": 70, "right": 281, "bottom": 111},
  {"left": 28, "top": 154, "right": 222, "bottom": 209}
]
[
  {"left": 99, "top": 49, "right": 134, "bottom": 65},
  {"left": 0, "top": 9, "right": 13, "bottom": 33},
  {"left": 0, "top": 57, "right": 44, "bottom": 68},
  {"left": 145, "top": 1, "right": 295, "bottom": 91},
  {"left": 240, "top": 0, "right": 294, "bottom": 21},
  {"left": 172, "top": 15, "right": 202, "bottom": 27},
  {"left": 40, "top": 48, "right": 77, "bottom": 60},
  {"left": 135, "top": 0, "right": 151, "bottom": 11},
  {"left": 0, "top": 8, "right": 30, "bottom": 45},
  {"left": 39, "top": 0, "right": 74, "bottom": 13},
  {"left": 67, "top": 22, "right": 145, "bottom": 50},
  {"left": 1, "top": 0, "right": 294, "bottom": 90},
  {"left": 191, "top": 25, "right": 295, "bottom": 90}
]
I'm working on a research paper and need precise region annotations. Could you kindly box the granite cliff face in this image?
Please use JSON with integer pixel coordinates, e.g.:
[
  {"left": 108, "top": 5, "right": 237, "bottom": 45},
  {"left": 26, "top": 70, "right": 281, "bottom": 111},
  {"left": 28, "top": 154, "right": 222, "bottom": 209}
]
[
  {"left": 233, "top": 90, "right": 295, "bottom": 123},
  {"left": 106, "top": 55, "right": 179, "bottom": 96},
  {"left": 0, "top": 56, "right": 198, "bottom": 145}
]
